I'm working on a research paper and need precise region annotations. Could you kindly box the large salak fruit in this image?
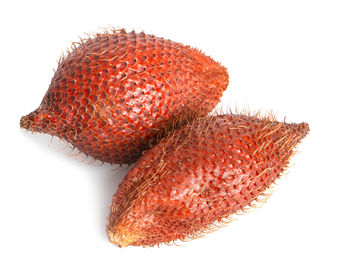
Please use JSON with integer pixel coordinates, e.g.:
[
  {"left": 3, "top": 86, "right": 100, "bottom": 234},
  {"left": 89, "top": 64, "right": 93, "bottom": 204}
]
[
  {"left": 107, "top": 113, "right": 309, "bottom": 247},
  {"left": 20, "top": 29, "right": 228, "bottom": 164}
]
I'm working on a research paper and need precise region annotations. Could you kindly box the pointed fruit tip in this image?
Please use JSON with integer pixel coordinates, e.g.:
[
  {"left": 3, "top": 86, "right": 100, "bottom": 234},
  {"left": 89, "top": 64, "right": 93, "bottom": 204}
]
[
  {"left": 107, "top": 226, "right": 140, "bottom": 247},
  {"left": 107, "top": 229, "right": 126, "bottom": 248},
  {"left": 20, "top": 114, "right": 33, "bottom": 130},
  {"left": 297, "top": 122, "right": 310, "bottom": 138}
]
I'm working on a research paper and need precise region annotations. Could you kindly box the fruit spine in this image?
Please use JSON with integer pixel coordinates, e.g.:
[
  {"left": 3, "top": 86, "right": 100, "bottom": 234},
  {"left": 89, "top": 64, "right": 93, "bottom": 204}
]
[
  {"left": 107, "top": 113, "right": 309, "bottom": 247},
  {"left": 20, "top": 29, "right": 228, "bottom": 164}
]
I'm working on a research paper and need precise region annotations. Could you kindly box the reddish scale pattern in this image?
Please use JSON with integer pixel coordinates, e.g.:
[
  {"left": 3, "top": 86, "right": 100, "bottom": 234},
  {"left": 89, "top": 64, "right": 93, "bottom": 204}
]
[
  {"left": 107, "top": 114, "right": 309, "bottom": 247},
  {"left": 20, "top": 29, "right": 228, "bottom": 163}
]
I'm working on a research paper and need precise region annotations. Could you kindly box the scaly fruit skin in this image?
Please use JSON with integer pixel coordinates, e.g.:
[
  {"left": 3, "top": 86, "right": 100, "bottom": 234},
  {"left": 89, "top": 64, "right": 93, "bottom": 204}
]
[
  {"left": 107, "top": 114, "right": 309, "bottom": 247},
  {"left": 20, "top": 29, "right": 228, "bottom": 164}
]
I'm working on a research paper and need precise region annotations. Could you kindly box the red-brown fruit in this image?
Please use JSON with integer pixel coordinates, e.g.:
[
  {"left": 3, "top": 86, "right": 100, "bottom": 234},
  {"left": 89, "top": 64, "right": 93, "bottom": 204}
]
[
  {"left": 20, "top": 29, "right": 228, "bottom": 164},
  {"left": 107, "top": 113, "right": 309, "bottom": 247}
]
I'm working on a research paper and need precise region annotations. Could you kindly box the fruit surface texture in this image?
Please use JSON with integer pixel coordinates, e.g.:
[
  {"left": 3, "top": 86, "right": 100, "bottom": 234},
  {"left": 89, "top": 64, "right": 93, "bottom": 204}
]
[
  {"left": 107, "top": 113, "right": 309, "bottom": 247},
  {"left": 20, "top": 29, "right": 228, "bottom": 163}
]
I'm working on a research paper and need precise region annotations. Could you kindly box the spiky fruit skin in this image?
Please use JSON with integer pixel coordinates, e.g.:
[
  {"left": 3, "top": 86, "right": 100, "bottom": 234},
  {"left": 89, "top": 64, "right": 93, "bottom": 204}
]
[
  {"left": 20, "top": 29, "right": 228, "bottom": 164},
  {"left": 107, "top": 114, "right": 309, "bottom": 247}
]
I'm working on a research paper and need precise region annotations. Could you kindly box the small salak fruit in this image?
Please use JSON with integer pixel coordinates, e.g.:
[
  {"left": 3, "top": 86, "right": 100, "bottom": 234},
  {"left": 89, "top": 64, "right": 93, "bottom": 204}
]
[
  {"left": 107, "top": 113, "right": 309, "bottom": 247},
  {"left": 20, "top": 29, "right": 228, "bottom": 164}
]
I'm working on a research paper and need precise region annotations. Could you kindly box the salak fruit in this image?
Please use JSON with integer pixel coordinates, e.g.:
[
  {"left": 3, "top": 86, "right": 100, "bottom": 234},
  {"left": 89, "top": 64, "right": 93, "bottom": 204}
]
[
  {"left": 20, "top": 29, "right": 228, "bottom": 164},
  {"left": 107, "top": 113, "right": 309, "bottom": 247}
]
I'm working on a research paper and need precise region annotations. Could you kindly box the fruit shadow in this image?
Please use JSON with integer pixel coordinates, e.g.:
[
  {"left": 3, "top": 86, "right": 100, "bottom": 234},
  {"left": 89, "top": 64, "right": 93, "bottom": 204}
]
[
  {"left": 20, "top": 130, "right": 134, "bottom": 239},
  {"left": 90, "top": 163, "right": 134, "bottom": 238}
]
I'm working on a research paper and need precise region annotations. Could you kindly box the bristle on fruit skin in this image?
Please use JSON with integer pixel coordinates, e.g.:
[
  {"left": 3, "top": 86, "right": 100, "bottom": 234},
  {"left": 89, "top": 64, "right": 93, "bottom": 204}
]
[
  {"left": 107, "top": 113, "right": 309, "bottom": 247},
  {"left": 20, "top": 29, "right": 229, "bottom": 164}
]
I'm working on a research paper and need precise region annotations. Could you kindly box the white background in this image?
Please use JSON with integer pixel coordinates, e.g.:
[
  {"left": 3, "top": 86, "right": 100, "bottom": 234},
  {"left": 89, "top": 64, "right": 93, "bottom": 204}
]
[{"left": 1, "top": 0, "right": 349, "bottom": 268}]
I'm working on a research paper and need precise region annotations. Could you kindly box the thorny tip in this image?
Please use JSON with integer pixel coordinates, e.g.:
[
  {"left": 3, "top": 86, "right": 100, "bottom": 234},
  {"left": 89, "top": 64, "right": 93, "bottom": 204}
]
[
  {"left": 107, "top": 228, "right": 133, "bottom": 248},
  {"left": 20, "top": 114, "right": 34, "bottom": 130},
  {"left": 295, "top": 122, "right": 310, "bottom": 139}
]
